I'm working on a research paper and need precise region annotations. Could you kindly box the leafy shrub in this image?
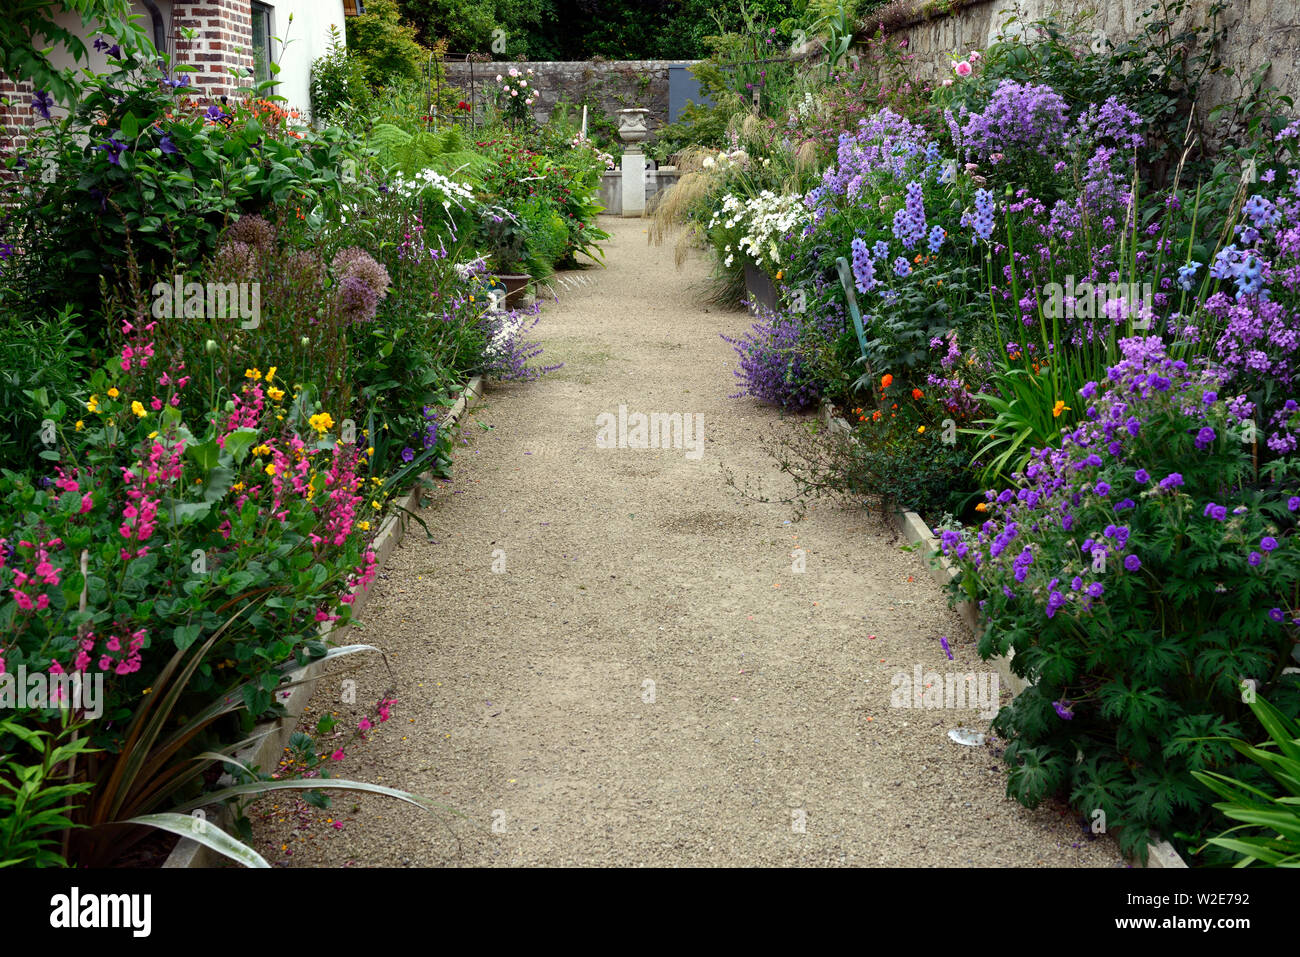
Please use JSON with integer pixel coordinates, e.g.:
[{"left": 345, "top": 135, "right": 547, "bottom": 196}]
[
  {"left": 5, "top": 36, "right": 357, "bottom": 332},
  {"left": 939, "top": 336, "right": 1300, "bottom": 860}
]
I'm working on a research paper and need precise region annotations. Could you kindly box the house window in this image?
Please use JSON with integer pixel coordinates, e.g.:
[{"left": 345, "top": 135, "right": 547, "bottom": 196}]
[
  {"left": 251, "top": 2, "right": 274, "bottom": 85},
  {"left": 343, "top": 1, "right": 365, "bottom": 14}
]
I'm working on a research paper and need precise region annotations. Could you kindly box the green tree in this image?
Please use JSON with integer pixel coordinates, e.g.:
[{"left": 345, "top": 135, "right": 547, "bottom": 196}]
[{"left": 346, "top": 0, "right": 429, "bottom": 87}]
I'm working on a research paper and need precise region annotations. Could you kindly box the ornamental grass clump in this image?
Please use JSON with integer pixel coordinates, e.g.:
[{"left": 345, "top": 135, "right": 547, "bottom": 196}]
[{"left": 938, "top": 335, "right": 1300, "bottom": 861}]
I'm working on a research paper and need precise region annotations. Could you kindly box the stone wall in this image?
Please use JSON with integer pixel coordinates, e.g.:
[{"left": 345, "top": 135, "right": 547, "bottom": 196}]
[
  {"left": 855, "top": 0, "right": 1300, "bottom": 117},
  {"left": 443, "top": 60, "right": 701, "bottom": 143}
]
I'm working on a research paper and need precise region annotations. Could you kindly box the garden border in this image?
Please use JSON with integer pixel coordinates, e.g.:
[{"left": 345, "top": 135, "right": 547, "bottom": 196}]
[
  {"left": 818, "top": 398, "right": 1188, "bottom": 868},
  {"left": 162, "top": 376, "right": 485, "bottom": 868}
]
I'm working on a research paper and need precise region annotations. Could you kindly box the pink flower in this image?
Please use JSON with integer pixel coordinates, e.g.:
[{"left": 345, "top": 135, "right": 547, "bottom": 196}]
[
  {"left": 330, "top": 749, "right": 345, "bottom": 761},
  {"left": 954, "top": 60, "right": 972, "bottom": 77},
  {"left": 80, "top": 493, "right": 94, "bottom": 514},
  {"left": 358, "top": 717, "right": 372, "bottom": 732}
]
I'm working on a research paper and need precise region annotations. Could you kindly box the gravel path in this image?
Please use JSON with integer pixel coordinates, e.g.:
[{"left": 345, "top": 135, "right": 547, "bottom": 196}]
[{"left": 250, "top": 216, "right": 1123, "bottom": 867}]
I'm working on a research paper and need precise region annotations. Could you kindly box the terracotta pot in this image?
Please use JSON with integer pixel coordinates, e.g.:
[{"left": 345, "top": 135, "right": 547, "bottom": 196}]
[{"left": 497, "top": 273, "right": 532, "bottom": 308}]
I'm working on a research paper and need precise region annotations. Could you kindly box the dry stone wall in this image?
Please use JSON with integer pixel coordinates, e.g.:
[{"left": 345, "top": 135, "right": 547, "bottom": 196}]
[
  {"left": 858, "top": 0, "right": 1300, "bottom": 115},
  {"left": 443, "top": 60, "right": 700, "bottom": 143}
]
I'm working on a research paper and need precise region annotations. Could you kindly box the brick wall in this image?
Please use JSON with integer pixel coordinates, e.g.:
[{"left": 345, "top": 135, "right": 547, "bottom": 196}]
[
  {"left": 172, "top": 1, "right": 255, "bottom": 100},
  {"left": 0, "top": 1, "right": 258, "bottom": 157}
]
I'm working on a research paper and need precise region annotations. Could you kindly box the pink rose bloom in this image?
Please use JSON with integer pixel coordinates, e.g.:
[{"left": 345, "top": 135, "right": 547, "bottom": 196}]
[{"left": 954, "top": 60, "right": 972, "bottom": 77}]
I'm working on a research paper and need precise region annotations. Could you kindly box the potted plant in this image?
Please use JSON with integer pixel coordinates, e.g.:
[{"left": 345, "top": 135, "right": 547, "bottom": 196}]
[{"left": 481, "top": 204, "right": 533, "bottom": 307}]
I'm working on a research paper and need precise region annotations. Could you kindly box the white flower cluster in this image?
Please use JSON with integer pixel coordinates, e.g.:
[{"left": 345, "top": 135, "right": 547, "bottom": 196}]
[
  {"left": 570, "top": 134, "right": 616, "bottom": 170},
  {"left": 391, "top": 167, "right": 477, "bottom": 212},
  {"left": 700, "top": 148, "right": 750, "bottom": 171},
  {"left": 707, "top": 190, "right": 808, "bottom": 267}
]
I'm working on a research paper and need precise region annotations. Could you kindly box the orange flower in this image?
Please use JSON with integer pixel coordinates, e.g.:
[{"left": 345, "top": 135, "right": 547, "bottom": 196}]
[
  {"left": 872, "top": 410, "right": 881, "bottom": 422},
  {"left": 912, "top": 388, "right": 923, "bottom": 400},
  {"left": 881, "top": 373, "right": 893, "bottom": 389},
  {"left": 975, "top": 502, "right": 988, "bottom": 512}
]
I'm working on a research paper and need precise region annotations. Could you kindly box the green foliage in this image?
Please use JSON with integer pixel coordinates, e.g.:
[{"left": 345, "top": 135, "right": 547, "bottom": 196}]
[
  {"left": 1193, "top": 697, "right": 1300, "bottom": 866},
  {"left": 345, "top": 0, "right": 430, "bottom": 88},
  {"left": 309, "top": 24, "right": 373, "bottom": 125},
  {"left": 0, "top": 306, "right": 90, "bottom": 472},
  {"left": 0, "top": 717, "right": 97, "bottom": 867},
  {"left": 0, "top": 0, "right": 141, "bottom": 104}
]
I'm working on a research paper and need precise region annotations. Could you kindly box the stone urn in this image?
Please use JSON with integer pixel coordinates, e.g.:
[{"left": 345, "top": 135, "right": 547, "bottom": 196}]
[{"left": 617, "top": 108, "right": 650, "bottom": 149}]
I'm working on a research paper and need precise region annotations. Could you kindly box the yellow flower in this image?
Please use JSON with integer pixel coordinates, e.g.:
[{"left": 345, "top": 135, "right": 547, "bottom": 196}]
[
  {"left": 1052, "top": 400, "right": 1070, "bottom": 418},
  {"left": 358, "top": 521, "right": 371, "bottom": 531},
  {"left": 372, "top": 499, "right": 382, "bottom": 509},
  {"left": 268, "top": 386, "right": 285, "bottom": 401},
  {"left": 265, "top": 463, "right": 277, "bottom": 476},
  {"left": 87, "top": 395, "right": 99, "bottom": 413},
  {"left": 75, "top": 420, "right": 85, "bottom": 431},
  {"left": 245, "top": 368, "right": 262, "bottom": 381},
  {"left": 107, "top": 387, "right": 119, "bottom": 399},
  {"left": 916, "top": 425, "right": 926, "bottom": 434},
  {"left": 266, "top": 366, "right": 277, "bottom": 382},
  {"left": 367, "top": 447, "right": 375, "bottom": 457},
  {"left": 253, "top": 444, "right": 272, "bottom": 456},
  {"left": 131, "top": 401, "right": 146, "bottom": 418},
  {"left": 309, "top": 412, "right": 335, "bottom": 434},
  {"left": 232, "top": 482, "right": 245, "bottom": 492},
  {"left": 148, "top": 430, "right": 158, "bottom": 439}
]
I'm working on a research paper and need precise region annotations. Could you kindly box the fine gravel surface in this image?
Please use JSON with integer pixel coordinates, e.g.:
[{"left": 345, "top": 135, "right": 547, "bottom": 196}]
[{"left": 250, "top": 216, "right": 1124, "bottom": 867}]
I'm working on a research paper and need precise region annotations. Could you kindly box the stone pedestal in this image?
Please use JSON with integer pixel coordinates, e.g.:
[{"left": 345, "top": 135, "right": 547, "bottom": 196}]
[{"left": 620, "top": 151, "right": 646, "bottom": 218}]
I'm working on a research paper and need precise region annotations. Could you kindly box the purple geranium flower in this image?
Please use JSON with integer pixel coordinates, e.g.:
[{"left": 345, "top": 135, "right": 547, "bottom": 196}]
[
  {"left": 1052, "top": 700, "right": 1074, "bottom": 720},
  {"left": 1203, "top": 502, "right": 1228, "bottom": 521},
  {"left": 1261, "top": 536, "right": 1278, "bottom": 552},
  {"left": 1249, "top": 552, "right": 1263, "bottom": 566},
  {"left": 1124, "top": 554, "right": 1141, "bottom": 571}
]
